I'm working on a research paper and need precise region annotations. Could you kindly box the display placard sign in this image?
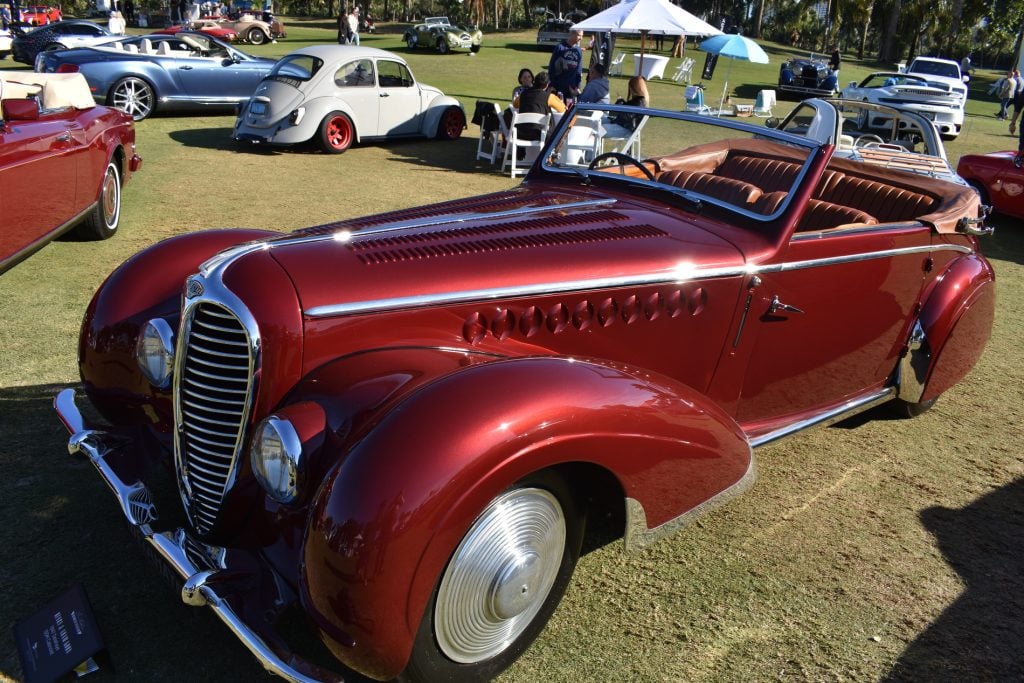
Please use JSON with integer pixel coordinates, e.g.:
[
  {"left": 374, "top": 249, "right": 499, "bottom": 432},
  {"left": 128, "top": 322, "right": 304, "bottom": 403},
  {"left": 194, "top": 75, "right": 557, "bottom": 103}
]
[
  {"left": 702, "top": 53, "right": 719, "bottom": 80},
  {"left": 13, "top": 584, "right": 104, "bottom": 683}
]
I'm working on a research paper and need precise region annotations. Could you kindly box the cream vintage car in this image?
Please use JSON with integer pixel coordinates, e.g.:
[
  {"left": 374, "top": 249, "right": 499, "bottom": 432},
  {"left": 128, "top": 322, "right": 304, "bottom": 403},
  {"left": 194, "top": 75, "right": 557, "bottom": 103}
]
[{"left": 233, "top": 45, "right": 466, "bottom": 153}]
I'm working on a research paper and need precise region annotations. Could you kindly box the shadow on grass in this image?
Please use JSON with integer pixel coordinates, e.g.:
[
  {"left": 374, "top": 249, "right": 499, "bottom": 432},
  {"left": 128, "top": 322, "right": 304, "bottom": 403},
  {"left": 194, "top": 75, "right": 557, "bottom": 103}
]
[
  {"left": 168, "top": 126, "right": 249, "bottom": 152},
  {"left": 884, "top": 477, "right": 1024, "bottom": 681}
]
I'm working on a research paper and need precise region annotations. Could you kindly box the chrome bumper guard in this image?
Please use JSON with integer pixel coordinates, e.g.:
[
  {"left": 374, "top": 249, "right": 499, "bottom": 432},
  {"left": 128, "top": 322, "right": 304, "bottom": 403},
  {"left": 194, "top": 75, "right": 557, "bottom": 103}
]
[{"left": 54, "top": 388, "right": 344, "bottom": 683}]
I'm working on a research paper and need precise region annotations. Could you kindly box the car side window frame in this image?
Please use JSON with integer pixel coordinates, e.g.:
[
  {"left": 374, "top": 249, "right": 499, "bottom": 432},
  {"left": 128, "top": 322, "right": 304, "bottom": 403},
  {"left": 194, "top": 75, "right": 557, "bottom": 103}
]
[
  {"left": 377, "top": 60, "right": 414, "bottom": 89},
  {"left": 334, "top": 59, "right": 376, "bottom": 88}
]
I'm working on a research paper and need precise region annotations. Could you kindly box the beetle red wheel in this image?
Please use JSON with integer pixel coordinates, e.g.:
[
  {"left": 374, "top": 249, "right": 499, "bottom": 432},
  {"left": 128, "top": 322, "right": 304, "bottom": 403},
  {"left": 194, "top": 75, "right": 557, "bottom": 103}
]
[
  {"left": 318, "top": 111, "right": 354, "bottom": 154},
  {"left": 437, "top": 106, "right": 465, "bottom": 140}
]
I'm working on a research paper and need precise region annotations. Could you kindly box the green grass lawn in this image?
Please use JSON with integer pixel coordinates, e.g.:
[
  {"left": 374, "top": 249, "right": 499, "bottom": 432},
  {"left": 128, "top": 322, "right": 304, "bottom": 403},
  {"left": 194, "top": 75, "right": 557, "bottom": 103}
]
[{"left": 1, "top": 21, "right": 1022, "bottom": 682}]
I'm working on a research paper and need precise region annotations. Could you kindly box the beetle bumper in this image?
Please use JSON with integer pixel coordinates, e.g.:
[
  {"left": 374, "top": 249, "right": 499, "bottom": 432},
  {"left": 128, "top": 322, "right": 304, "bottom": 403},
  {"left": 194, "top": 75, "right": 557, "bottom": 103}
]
[{"left": 54, "top": 388, "right": 344, "bottom": 683}]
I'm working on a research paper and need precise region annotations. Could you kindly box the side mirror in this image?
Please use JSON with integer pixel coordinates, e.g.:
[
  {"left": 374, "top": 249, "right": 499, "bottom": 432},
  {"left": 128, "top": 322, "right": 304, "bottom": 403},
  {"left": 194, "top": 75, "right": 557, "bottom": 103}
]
[
  {"left": 2, "top": 98, "right": 41, "bottom": 121},
  {"left": 764, "top": 117, "right": 779, "bottom": 129},
  {"left": 847, "top": 80, "right": 857, "bottom": 88}
]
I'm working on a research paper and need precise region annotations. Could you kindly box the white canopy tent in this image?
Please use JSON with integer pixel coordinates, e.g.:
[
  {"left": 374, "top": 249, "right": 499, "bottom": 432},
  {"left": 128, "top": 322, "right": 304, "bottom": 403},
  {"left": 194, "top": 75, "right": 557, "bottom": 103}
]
[{"left": 572, "top": 0, "right": 722, "bottom": 70}]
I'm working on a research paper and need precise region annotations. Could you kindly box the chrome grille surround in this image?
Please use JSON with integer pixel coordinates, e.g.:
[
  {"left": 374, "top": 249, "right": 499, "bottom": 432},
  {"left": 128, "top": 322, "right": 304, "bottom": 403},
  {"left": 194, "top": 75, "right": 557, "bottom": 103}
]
[{"left": 173, "top": 267, "right": 261, "bottom": 536}]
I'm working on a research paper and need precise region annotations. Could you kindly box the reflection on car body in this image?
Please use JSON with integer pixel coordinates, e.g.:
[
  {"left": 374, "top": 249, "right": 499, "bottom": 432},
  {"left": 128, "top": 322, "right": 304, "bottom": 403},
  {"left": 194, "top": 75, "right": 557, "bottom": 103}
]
[
  {"left": 842, "top": 71, "right": 963, "bottom": 140},
  {"left": 57, "top": 103, "right": 994, "bottom": 683}
]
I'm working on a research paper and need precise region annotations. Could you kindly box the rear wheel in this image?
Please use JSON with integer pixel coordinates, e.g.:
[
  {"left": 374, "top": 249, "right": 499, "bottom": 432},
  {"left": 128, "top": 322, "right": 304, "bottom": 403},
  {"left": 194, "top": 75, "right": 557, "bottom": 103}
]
[
  {"left": 400, "top": 472, "right": 582, "bottom": 682},
  {"left": 437, "top": 106, "right": 465, "bottom": 140},
  {"left": 108, "top": 76, "right": 154, "bottom": 121},
  {"left": 406, "top": 35, "right": 417, "bottom": 50},
  {"left": 436, "top": 38, "right": 449, "bottom": 54},
  {"left": 318, "top": 111, "right": 354, "bottom": 153},
  {"left": 74, "top": 161, "right": 121, "bottom": 240},
  {"left": 247, "top": 27, "right": 266, "bottom": 44}
]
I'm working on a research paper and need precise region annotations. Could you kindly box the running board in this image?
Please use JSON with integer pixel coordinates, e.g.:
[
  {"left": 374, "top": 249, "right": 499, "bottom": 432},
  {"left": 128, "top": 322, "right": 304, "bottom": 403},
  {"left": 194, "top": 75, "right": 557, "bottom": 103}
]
[{"left": 748, "top": 387, "right": 896, "bottom": 449}]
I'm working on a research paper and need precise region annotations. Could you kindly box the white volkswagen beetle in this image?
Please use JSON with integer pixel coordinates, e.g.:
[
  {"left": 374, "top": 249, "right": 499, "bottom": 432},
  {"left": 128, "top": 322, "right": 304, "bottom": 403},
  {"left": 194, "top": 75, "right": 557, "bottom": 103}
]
[{"left": 234, "top": 45, "right": 466, "bottom": 154}]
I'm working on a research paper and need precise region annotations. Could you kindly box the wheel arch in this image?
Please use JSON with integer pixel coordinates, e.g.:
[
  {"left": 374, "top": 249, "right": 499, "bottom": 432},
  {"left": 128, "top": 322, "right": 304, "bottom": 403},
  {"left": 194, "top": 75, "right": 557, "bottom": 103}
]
[
  {"left": 421, "top": 96, "right": 463, "bottom": 136},
  {"left": 302, "top": 97, "right": 361, "bottom": 143},
  {"left": 299, "top": 355, "right": 751, "bottom": 679}
]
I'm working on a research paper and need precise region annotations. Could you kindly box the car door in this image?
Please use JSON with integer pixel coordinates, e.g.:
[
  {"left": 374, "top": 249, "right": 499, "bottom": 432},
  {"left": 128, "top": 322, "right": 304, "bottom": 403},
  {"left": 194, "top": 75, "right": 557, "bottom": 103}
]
[
  {"left": 331, "top": 58, "right": 379, "bottom": 135},
  {"left": 0, "top": 104, "right": 81, "bottom": 267},
  {"left": 735, "top": 224, "right": 932, "bottom": 425},
  {"left": 375, "top": 59, "right": 421, "bottom": 136}
]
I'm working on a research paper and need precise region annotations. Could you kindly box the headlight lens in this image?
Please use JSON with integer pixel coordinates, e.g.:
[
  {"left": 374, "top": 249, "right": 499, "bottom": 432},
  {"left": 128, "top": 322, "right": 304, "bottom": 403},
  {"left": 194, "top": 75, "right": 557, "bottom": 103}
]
[
  {"left": 136, "top": 318, "right": 175, "bottom": 388},
  {"left": 250, "top": 416, "right": 303, "bottom": 504}
]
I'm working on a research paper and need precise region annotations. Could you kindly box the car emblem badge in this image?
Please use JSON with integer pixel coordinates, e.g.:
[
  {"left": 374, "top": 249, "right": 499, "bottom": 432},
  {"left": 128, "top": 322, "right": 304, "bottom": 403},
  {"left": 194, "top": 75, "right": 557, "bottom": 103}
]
[{"left": 186, "top": 278, "right": 205, "bottom": 298}]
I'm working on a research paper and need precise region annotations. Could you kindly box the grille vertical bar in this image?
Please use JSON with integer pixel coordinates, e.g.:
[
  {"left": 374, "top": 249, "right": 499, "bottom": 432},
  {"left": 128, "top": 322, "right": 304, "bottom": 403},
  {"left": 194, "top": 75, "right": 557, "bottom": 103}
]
[{"left": 177, "top": 303, "right": 252, "bottom": 535}]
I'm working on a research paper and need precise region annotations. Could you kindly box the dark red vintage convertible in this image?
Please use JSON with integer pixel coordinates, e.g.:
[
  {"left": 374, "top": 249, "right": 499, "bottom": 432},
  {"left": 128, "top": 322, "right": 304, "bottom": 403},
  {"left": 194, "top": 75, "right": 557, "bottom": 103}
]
[
  {"left": 56, "top": 100, "right": 993, "bottom": 682},
  {"left": 0, "top": 71, "right": 141, "bottom": 274}
]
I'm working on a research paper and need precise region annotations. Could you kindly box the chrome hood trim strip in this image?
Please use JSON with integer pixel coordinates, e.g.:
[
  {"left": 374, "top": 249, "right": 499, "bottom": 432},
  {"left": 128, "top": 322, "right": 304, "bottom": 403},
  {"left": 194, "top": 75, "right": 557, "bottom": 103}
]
[{"left": 305, "top": 243, "right": 974, "bottom": 319}]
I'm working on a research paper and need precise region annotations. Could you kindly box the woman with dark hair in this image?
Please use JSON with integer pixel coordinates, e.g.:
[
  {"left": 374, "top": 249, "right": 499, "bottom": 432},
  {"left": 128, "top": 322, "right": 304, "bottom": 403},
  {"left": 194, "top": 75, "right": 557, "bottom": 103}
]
[{"left": 512, "top": 68, "right": 534, "bottom": 100}]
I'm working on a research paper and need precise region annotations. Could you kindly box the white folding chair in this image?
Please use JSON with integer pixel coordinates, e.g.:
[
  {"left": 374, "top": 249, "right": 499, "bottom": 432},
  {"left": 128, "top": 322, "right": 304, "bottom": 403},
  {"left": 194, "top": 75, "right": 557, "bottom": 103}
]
[
  {"left": 608, "top": 51, "right": 626, "bottom": 76},
  {"left": 671, "top": 57, "right": 694, "bottom": 83},
  {"left": 559, "top": 110, "right": 603, "bottom": 167},
  {"left": 502, "top": 111, "right": 549, "bottom": 177},
  {"left": 475, "top": 102, "right": 506, "bottom": 164},
  {"left": 753, "top": 89, "right": 776, "bottom": 117},
  {"left": 684, "top": 85, "right": 712, "bottom": 115},
  {"left": 600, "top": 114, "right": 648, "bottom": 159}
]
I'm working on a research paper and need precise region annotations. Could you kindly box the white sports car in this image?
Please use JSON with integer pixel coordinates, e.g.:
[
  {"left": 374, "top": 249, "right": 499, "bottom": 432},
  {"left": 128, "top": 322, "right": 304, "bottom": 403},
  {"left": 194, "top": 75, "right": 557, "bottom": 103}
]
[
  {"left": 841, "top": 72, "right": 963, "bottom": 140},
  {"left": 234, "top": 45, "right": 466, "bottom": 153}
]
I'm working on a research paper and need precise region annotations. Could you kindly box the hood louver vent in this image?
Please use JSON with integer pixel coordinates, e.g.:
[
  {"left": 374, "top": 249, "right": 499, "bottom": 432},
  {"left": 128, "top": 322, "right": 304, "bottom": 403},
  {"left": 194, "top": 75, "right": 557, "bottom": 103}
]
[{"left": 349, "top": 219, "right": 666, "bottom": 265}]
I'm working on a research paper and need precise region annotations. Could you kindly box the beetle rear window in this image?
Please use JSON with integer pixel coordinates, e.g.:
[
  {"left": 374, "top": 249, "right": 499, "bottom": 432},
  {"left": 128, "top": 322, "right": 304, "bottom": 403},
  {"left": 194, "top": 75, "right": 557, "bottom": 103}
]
[{"left": 269, "top": 54, "right": 323, "bottom": 84}]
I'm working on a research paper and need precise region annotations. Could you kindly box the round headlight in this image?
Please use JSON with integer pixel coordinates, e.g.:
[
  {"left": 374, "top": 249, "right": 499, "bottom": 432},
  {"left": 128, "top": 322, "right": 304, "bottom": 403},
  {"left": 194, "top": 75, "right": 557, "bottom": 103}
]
[
  {"left": 250, "top": 416, "right": 303, "bottom": 504},
  {"left": 136, "top": 318, "right": 175, "bottom": 389}
]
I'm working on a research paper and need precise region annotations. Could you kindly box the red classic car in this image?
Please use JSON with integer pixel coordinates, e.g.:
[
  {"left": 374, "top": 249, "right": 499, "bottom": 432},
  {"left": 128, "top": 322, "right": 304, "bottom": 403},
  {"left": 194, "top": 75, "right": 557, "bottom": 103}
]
[
  {"left": 956, "top": 150, "right": 1024, "bottom": 220},
  {"left": 0, "top": 71, "right": 141, "bottom": 274},
  {"left": 153, "top": 20, "right": 239, "bottom": 42},
  {"left": 55, "top": 100, "right": 993, "bottom": 682},
  {"left": 19, "top": 5, "right": 62, "bottom": 24}
]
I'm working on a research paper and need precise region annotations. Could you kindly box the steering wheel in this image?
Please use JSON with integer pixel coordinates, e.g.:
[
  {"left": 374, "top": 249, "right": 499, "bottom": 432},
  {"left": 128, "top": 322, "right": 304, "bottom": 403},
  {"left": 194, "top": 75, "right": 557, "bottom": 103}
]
[
  {"left": 854, "top": 134, "right": 885, "bottom": 149},
  {"left": 588, "top": 152, "right": 660, "bottom": 182}
]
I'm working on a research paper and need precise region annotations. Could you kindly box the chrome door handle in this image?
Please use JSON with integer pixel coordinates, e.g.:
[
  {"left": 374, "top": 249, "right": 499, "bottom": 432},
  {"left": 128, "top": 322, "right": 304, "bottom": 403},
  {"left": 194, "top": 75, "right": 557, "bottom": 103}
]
[
  {"left": 769, "top": 295, "right": 804, "bottom": 315},
  {"left": 181, "top": 66, "right": 193, "bottom": 70},
  {"left": 56, "top": 132, "right": 71, "bottom": 142},
  {"left": 380, "top": 92, "right": 389, "bottom": 97}
]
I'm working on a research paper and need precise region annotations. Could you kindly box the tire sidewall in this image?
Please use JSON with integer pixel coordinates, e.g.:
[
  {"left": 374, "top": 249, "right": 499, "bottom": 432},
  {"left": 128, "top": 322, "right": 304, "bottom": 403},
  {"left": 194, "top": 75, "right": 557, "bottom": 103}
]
[
  {"left": 318, "top": 111, "right": 353, "bottom": 154},
  {"left": 438, "top": 106, "right": 464, "bottom": 140},
  {"left": 75, "top": 161, "right": 121, "bottom": 240}
]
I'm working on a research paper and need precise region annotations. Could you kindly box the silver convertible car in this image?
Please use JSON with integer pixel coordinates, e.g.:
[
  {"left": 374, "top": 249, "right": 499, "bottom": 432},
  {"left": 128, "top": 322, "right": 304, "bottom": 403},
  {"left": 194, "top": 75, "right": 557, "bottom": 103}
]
[
  {"left": 233, "top": 45, "right": 466, "bottom": 153},
  {"left": 34, "top": 32, "right": 277, "bottom": 121}
]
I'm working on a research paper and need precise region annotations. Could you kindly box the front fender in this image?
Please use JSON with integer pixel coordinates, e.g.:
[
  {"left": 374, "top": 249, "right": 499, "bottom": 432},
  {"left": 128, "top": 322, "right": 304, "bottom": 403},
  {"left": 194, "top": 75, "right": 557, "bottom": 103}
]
[
  {"left": 422, "top": 95, "right": 462, "bottom": 136},
  {"left": 902, "top": 253, "right": 996, "bottom": 403},
  {"left": 300, "top": 356, "right": 750, "bottom": 679}
]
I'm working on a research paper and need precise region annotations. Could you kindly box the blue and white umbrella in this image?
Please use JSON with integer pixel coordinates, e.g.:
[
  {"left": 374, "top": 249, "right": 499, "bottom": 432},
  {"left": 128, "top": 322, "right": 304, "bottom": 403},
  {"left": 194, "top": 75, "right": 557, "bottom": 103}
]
[{"left": 699, "top": 33, "right": 770, "bottom": 115}]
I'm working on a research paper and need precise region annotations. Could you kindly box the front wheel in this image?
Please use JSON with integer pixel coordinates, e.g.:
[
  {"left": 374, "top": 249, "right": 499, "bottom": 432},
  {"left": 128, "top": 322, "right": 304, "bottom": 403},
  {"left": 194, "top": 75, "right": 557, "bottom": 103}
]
[
  {"left": 74, "top": 161, "right": 121, "bottom": 240},
  {"left": 108, "top": 76, "right": 154, "bottom": 121},
  {"left": 436, "top": 38, "right": 449, "bottom": 54},
  {"left": 317, "top": 111, "right": 354, "bottom": 153},
  {"left": 400, "top": 473, "right": 582, "bottom": 682},
  {"left": 470, "top": 44, "right": 481, "bottom": 53},
  {"left": 406, "top": 35, "right": 417, "bottom": 50},
  {"left": 436, "top": 106, "right": 465, "bottom": 140},
  {"left": 247, "top": 27, "right": 266, "bottom": 44},
  {"left": 890, "top": 396, "right": 937, "bottom": 418}
]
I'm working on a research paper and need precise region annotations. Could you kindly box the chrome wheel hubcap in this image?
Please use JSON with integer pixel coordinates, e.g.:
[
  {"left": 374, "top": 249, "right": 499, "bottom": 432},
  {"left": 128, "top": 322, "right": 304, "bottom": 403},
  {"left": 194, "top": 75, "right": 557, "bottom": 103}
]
[{"left": 435, "top": 487, "right": 565, "bottom": 664}]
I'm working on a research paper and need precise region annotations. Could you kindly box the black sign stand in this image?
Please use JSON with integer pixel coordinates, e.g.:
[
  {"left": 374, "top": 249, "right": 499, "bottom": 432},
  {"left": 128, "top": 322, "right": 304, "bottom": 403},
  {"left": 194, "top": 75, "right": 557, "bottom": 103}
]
[{"left": 13, "top": 584, "right": 105, "bottom": 683}]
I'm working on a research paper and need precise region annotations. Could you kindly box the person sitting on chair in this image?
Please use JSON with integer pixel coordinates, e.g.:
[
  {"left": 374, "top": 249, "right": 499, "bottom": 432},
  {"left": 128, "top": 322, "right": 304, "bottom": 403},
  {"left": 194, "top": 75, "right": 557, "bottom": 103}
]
[
  {"left": 512, "top": 71, "right": 566, "bottom": 140},
  {"left": 578, "top": 62, "right": 610, "bottom": 104}
]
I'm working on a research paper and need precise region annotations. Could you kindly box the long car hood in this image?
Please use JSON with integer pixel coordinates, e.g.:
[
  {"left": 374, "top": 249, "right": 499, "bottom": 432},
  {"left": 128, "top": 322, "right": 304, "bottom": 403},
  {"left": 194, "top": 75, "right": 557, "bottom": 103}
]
[{"left": 262, "top": 186, "right": 745, "bottom": 317}]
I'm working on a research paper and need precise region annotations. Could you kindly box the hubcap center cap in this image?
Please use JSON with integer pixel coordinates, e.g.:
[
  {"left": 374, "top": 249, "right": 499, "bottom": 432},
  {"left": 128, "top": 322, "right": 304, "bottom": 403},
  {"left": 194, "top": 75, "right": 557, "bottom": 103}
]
[{"left": 490, "top": 551, "right": 541, "bottom": 620}]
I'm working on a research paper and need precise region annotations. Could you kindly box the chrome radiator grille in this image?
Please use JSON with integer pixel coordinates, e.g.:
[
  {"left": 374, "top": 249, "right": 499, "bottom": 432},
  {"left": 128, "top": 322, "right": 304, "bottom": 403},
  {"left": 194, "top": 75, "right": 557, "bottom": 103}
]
[{"left": 176, "top": 303, "right": 253, "bottom": 535}]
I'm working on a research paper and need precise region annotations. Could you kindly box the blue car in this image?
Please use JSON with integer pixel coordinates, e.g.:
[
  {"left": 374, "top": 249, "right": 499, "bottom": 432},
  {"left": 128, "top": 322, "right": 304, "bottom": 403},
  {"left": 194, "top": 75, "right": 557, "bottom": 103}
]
[{"left": 35, "top": 32, "right": 277, "bottom": 120}]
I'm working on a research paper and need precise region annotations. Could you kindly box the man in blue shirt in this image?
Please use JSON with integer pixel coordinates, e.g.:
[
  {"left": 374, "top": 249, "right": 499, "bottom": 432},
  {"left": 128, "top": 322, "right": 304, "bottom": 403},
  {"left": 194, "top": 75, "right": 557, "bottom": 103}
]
[
  {"left": 549, "top": 29, "right": 584, "bottom": 101},
  {"left": 577, "top": 62, "right": 610, "bottom": 104}
]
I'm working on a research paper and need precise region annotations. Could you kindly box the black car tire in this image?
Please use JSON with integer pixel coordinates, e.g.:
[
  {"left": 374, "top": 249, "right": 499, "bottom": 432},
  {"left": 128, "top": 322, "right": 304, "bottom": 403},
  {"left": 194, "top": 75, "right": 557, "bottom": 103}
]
[
  {"left": 108, "top": 76, "right": 155, "bottom": 121},
  {"left": 436, "top": 38, "right": 449, "bottom": 54},
  {"left": 74, "top": 162, "right": 121, "bottom": 241},
  {"left": 436, "top": 106, "right": 465, "bottom": 140},
  {"left": 247, "top": 27, "right": 266, "bottom": 44},
  {"left": 318, "top": 111, "right": 354, "bottom": 154},
  {"left": 470, "top": 44, "right": 481, "bottom": 53},
  {"left": 890, "top": 396, "right": 938, "bottom": 418},
  {"left": 399, "top": 471, "right": 583, "bottom": 683},
  {"left": 406, "top": 35, "right": 417, "bottom": 50}
]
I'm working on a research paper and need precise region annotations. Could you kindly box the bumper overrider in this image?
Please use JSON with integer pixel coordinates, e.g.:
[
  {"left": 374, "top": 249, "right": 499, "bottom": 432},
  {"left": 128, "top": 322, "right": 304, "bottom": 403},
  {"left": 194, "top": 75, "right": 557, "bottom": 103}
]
[{"left": 54, "top": 388, "right": 344, "bottom": 683}]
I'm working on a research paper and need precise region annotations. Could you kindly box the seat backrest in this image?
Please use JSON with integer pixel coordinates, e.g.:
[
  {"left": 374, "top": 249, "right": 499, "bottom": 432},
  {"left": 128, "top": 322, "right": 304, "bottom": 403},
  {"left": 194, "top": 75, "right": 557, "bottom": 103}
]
[
  {"left": 125, "top": 43, "right": 139, "bottom": 53},
  {"left": 718, "top": 154, "right": 800, "bottom": 193},
  {"left": 684, "top": 85, "right": 704, "bottom": 105},
  {"left": 511, "top": 111, "right": 549, "bottom": 143},
  {"left": 797, "top": 198, "right": 877, "bottom": 231},
  {"left": 140, "top": 38, "right": 152, "bottom": 54},
  {"left": 156, "top": 41, "right": 171, "bottom": 55}
]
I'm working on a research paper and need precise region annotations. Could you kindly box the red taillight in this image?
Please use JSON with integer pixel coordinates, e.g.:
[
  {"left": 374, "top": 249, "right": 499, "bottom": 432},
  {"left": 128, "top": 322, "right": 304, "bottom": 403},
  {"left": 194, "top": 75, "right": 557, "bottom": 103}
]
[{"left": 56, "top": 64, "right": 79, "bottom": 74}]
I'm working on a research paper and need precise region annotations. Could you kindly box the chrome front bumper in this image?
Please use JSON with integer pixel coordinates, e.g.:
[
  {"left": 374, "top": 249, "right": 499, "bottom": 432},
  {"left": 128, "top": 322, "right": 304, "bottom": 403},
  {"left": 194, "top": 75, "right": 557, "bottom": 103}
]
[{"left": 54, "top": 388, "right": 344, "bottom": 683}]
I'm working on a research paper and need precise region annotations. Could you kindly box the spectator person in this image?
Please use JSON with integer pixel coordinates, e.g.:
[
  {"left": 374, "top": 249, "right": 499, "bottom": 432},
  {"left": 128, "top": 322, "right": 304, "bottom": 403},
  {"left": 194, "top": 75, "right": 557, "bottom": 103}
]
[
  {"left": 337, "top": 7, "right": 351, "bottom": 44},
  {"left": 1, "top": 4, "right": 10, "bottom": 29},
  {"left": 829, "top": 44, "right": 840, "bottom": 82},
  {"left": 611, "top": 76, "right": 649, "bottom": 130},
  {"left": 548, "top": 29, "right": 584, "bottom": 102},
  {"left": 512, "top": 71, "right": 566, "bottom": 140},
  {"left": 997, "top": 69, "right": 1016, "bottom": 120},
  {"left": 578, "top": 62, "right": 610, "bottom": 104},
  {"left": 348, "top": 6, "right": 360, "bottom": 46},
  {"left": 1006, "top": 77, "right": 1024, "bottom": 166},
  {"left": 512, "top": 68, "right": 534, "bottom": 100}
]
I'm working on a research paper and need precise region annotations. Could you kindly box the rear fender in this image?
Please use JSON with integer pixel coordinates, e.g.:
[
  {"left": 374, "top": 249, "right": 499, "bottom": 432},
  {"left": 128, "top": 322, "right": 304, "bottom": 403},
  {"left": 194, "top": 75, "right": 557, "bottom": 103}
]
[
  {"left": 899, "top": 253, "right": 995, "bottom": 403},
  {"left": 300, "top": 356, "right": 751, "bottom": 679},
  {"left": 302, "top": 98, "right": 361, "bottom": 142},
  {"left": 422, "top": 95, "right": 463, "bottom": 136}
]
